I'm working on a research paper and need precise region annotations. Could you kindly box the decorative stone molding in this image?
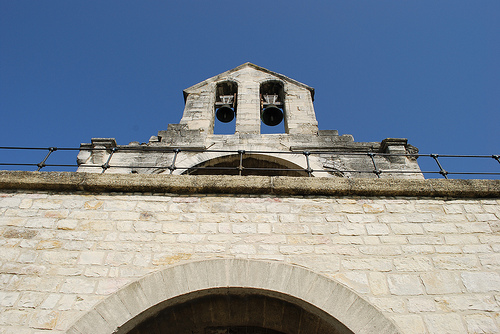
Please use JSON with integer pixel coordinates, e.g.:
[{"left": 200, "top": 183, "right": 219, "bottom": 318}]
[{"left": 65, "top": 259, "right": 400, "bottom": 334}]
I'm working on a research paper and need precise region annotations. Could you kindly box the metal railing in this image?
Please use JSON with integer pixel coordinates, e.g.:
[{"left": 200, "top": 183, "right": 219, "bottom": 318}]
[{"left": 0, "top": 146, "right": 499, "bottom": 179}]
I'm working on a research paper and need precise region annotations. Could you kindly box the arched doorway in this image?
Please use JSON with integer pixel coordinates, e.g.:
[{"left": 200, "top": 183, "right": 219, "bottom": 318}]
[
  {"left": 126, "top": 287, "right": 352, "bottom": 334},
  {"left": 65, "top": 260, "right": 400, "bottom": 334}
]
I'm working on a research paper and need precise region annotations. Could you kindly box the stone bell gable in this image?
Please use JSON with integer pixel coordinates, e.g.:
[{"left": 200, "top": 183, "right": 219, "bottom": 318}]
[
  {"left": 77, "top": 63, "right": 422, "bottom": 178},
  {"left": 178, "top": 62, "right": 318, "bottom": 136}
]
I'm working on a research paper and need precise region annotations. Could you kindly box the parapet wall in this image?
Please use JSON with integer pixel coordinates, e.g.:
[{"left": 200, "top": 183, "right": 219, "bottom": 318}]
[{"left": 0, "top": 171, "right": 499, "bottom": 334}]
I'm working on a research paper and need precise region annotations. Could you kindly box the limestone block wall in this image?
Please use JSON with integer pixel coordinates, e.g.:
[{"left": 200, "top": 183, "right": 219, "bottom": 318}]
[{"left": 0, "top": 175, "right": 499, "bottom": 334}]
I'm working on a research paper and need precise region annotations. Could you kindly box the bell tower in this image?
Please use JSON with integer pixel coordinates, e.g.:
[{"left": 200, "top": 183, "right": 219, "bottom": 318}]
[
  {"left": 178, "top": 62, "right": 319, "bottom": 136},
  {"left": 77, "top": 63, "right": 422, "bottom": 178}
]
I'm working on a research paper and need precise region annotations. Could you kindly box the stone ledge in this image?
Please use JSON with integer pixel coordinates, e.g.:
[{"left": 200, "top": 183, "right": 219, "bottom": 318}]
[{"left": 0, "top": 171, "right": 498, "bottom": 198}]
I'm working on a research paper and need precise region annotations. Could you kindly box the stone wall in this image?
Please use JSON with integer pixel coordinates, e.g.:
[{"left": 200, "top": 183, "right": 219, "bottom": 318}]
[{"left": 0, "top": 172, "right": 499, "bottom": 334}]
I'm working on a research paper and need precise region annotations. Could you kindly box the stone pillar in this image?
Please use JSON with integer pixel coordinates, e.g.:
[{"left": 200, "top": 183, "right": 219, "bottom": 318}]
[
  {"left": 381, "top": 138, "right": 408, "bottom": 164},
  {"left": 235, "top": 70, "right": 260, "bottom": 134},
  {"left": 284, "top": 85, "right": 318, "bottom": 135}
]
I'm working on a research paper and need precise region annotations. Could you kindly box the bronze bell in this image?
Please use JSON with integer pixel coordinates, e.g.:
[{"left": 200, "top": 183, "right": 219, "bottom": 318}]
[
  {"left": 261, "top": 105, "right": 283, "bottom": 126},
  {"left": 216, "top": 105, "right": 235, "bottom": 123}
]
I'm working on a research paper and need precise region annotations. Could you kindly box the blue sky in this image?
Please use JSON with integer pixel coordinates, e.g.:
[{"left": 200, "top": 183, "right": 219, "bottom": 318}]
[{"left": 1, "top": 1, "right": 499, "bottom": 176}]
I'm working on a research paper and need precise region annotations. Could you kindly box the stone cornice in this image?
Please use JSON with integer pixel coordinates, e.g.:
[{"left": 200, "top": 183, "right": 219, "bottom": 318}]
[{"left": 0, "top": 171, "right": 498, "bottom": 198}]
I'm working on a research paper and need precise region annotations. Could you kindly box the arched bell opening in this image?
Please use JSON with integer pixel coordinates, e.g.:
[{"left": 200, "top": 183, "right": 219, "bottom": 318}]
[
  {"left": 214, "top": 81, "right": 238, "bottom": 134},
  {"left": 260, "top": 81, "right": 285, "bottom": 133},
  {"left": 182, "top": 154, "right": 310, "bottom": 177},
  {"left": 125, "top": 288, "right": 354, "bottom": 334}
]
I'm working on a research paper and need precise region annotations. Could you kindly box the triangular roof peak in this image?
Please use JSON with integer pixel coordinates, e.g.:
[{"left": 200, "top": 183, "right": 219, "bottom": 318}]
[{"left": 183, "top": 62, "right": 315, "bottom": 101}]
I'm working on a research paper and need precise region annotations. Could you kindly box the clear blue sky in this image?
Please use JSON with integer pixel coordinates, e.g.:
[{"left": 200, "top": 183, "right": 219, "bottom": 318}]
[{"left": 1, "top": 1, "right": 499, "bottom": 176}]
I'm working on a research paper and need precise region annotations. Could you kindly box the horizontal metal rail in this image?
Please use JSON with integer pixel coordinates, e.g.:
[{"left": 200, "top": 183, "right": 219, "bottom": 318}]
[{"left": 1, "top": 146, "right": 499, "bottom": 179}]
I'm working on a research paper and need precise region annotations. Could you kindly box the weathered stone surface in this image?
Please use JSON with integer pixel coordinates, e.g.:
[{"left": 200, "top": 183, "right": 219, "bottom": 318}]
[
  {"left": 0, "top": 177, "right": 498, "bottom": 333},
  {"left": 1, "top": 171, "right": 499, "bottom": 198}
]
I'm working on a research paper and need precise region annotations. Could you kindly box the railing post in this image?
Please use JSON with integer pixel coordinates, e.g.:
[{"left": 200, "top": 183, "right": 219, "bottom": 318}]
[
  {"left": 368, "top": 153, "right": 381, "bottom": 178},
  {"left": 238, "top": 150, "right": 245, "bottom": 176},
  {"left": 303, "top": 151, "right": 313, "bottom": 177},
  {"left": 37, "top": 147, "right": 57, "bottom": 171},
  {"left": 101, "top": 148, "right": 117, "bottom": 174},
  {"left": 169, "top": 149, "right": 180, "bottom": 175},
  {"left": 430, "top": 154, "right": 448, "bottom": 179}
]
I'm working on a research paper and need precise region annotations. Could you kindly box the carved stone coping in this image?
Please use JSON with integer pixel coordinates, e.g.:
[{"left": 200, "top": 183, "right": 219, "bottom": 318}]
[{"left": 0, "top": 171, "right": 498, "bottom": 198}]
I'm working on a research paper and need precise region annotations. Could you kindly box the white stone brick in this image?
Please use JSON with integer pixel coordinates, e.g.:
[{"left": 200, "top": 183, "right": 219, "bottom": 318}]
[
  {"left": 359, "top": 245, "right": 401, "bottom": 255},
  {"left": 394, "top": 256, "right": 433, "bottom": 272},
  {"left": 380, "top": 235, "right": 407, "bottom": 244},
  {"left": 390, "top": 223, "right": 424, "bottom": 235},
  {"left": 315, "top": 245, "right": 360, "bottom": 255},
  {"left": 475, "top": 213, "right": 497, "bottom": 221},
  {"left": 342, "top": 258, "right": 392, "bottom": 271},
  {"left": 445, "top": 234, "right": 479, "bottom": 245},
  {"left": 387, "top": 274, "right": 424, "bottom": 295},
  {"left": 133, "top": 221, "right": 161, "bottom": 233},
  {"left": 465, "top": 313, "right": 499, "bottom": 333},
  {"left": 60, "top": 278, "right": 96, "bottom": 294},
  {"left": 17, "top": 291, "right": 46, "bottom": 308},
  {"left": 362, "top": 203, "right": 385, "bottom": 213},
  {"left": 230, "top": 244, "right": 256, "bottom": 255},
  {"left": 39, "top": 293, "right": 61, "bottom": 309},
  {"left": 422, "top": 223, "right": 458, "bottom": 234},
  {"left": 406, "top": 213, "right": 433, "bottom": 223},
  {"left": 368, "top": 272, "right": 388, "bottom": 296},
  {"left": 105, "top": 252, "right": 134, "bottom": 266},
  {"left": 434, "top": 245, "right": 462, "bottom": 254},
  {"left": 0, "top": 291, "right": 20, "bottom": 307},
  {"left": 424, "top": 313, "right": 466, "bottom": 334},
  {"left": 407, "top": 297, "right": 436, "bottom": 313},
  {"left": 391, "top": 314, "right": 426, "bottom": 333},
  {"left": 298, "top": 214, "right": 325, "bottom": 224},
  {"left": 379, "top": 214, "right": 408, "bottom": 224},
  {"left": 462, "top": 272, "right": 500, "bottom": 293},
  {"left": 257, "top": 223, "right": 271, "bottom": 234},
  {"left": 177, "top": 234, "right": 205, "bottom": 243},
  {"left": 95, "top": 278, "right": 130, "bottom": 295},
  {"left": 434, "top": 255, "right": 480, "bottom": 270},
  {"left": 162, "top": 222, "right": 197, "bottom": 234},
  {"left": 334, "top": 272, "right": 369, "bottom": 294},
  {"left": 79, "top": 251, "right": 106, "bottom": 265},
  {"left": 31, "top": 199, "right": 62, "bottom": 210},
  {"left": 232, "top": 223, "right": 257, "bottom": 234},
  {"left": 272, "top": 223, "right": 309, "bottom": 234},
  {"left": 0, "top": 197, "right": 21, "bottom": 208},
  {"left": 464, "top": 244, "right": 492, "bottom": 254},
  {"left": 362, "top": 236, "right": 380, "bottom": 245},
  {"left": 338, "top": 223, "right": 365, "bottom": 235},
  {"left": 365, "top": 223, "right": 390, "bottom": 235},
  {"left": 279, "top": 245, "right": 314, "bottom": 255},
  {"left": 337, "top": 204, "right": 363, "bottom": 213},
  {"left": 435, "top": 295, "right": 499, "bottom": 312},
  {"left": 421, "top": 272, "right": 462, "bottom": 294},
  {"left": 199, "top": 223, "right": 217, "bottom": 233},
  {"left": 194, "top": 244, "right": 225, "bottom": 253},
  {"left": 346, "top": 214, "right": 377, "bottom": 223},
  {"left": 0, "top": 309, "right": 29, "bottom": 326},
  {"left": 408, "top": 236, "right": 444, "bottom": 245},
  {"left": 479, "top": 253, "right": 500, "bottom": 270},
  {"left": 443, "top": 204, "right": 464, "bottom": 214},
  {"left": 456, "top": 222, "right": 492, "bottom": 233}
]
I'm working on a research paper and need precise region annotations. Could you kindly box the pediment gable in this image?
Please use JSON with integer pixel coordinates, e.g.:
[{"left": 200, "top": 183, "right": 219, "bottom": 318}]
[{"left": 183, "top": 62, "right": 314, "bottom": 101}]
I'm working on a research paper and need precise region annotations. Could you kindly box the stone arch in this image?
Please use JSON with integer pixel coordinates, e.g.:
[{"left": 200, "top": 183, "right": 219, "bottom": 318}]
[
  {"left": 182, "top": 153, "right": 309, "bottom": 177},
  {"left": 65, "top": 259, "right": 400, "bottom": 334},
  {"left": 160, "top": 152, "right": 326, "bottom": 177}
]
